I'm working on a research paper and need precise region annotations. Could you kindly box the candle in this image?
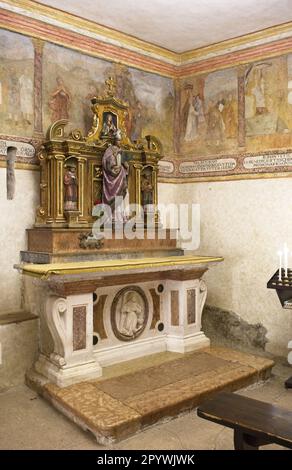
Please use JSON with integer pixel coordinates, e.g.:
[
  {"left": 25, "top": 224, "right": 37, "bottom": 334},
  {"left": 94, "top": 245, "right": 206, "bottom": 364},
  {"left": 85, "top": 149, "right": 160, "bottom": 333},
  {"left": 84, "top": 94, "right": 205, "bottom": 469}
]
[
  {"left": 278, "top": 250, "right": 282, "bottom": 281},
  {"left": 284, "top": 243, "right": 288, "bottom": 277}
]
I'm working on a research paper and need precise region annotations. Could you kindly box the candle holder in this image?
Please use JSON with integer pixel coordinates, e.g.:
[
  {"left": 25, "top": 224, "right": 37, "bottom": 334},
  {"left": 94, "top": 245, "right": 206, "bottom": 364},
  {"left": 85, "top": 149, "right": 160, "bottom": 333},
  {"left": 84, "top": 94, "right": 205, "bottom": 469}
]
[{"left": 267, "top": 269, "right": 292, "bottom": 389}]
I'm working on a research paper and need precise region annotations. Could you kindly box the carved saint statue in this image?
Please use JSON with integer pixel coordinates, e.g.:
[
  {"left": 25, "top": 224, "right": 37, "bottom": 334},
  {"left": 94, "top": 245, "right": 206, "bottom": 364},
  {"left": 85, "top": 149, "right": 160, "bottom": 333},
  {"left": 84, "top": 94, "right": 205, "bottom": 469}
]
[
  {"left": 102, "top": 136, "right": 128, "bottom": 219},
  {"left": 64, "top": 164, "right": 78, "bottom": 211},
  {"left": 141, "top": 172, "right": 153, "bottom": 207}
]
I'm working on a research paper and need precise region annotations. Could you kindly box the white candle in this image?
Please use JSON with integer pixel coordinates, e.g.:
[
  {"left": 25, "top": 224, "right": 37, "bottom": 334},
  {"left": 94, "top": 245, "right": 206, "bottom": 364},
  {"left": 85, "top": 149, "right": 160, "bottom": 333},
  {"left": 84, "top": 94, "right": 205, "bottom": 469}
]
[
  {"left": 284, "top": 243, "right": 288, "bottom": 277},
  {"left": 278, "top": 250, "right": 282, "bottom": 281}
]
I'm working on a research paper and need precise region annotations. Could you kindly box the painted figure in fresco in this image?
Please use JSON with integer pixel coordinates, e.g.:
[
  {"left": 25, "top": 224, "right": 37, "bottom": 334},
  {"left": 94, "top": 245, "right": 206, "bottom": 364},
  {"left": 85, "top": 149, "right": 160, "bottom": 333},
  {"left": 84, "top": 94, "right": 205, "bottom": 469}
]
[
  {"left": 244, "top": 62, "right": 290, "bottom": 135},
  {"left": 84, "top": 83, "right": 99, "bottom": 132},
  {"left": 181, "top": 87, "right": 191, "bottom": 137},
  {"left": 8, "top": 75, "right": 21, "bottom": 124},
  {"left": 64, "top": 164, "right": 78, "bottom": 211},
  {"left": 194, "top": 94, "right": 206, "bottom": 134},
  {"left": 125, "top": 109, "right": 133, "bottom": 137},
  {"left": 102, "top": 135, "right": 128, "bottom": 213},
  {"left": 184, "top": 96, "right": 198, "bottom": 141},
  {"left": 141, "top": 172, "right": 153, "bottom": 207},
  {"left": 114, "top": 65, "right": 139, "bottom": 136},
  {"left": 245, "top": 63, "right": 272, "bottom": 119},
  {"left": 206, "top": 100, "right": 225, "bottom": 145},
  {"left": 19, "top": 73, "right": 33, "bottom": 124},
  {"left": 119, "top": 291, "right": 144, "bottom": 338},
  {"left": 101, "top": 113, "right": 117, "bottom": 137},
  {"left": 131, "top": 100, "right": 143, "bottom": 141},
  {"left": 116, "top": 66, "right": 136, "bottom": 106},
  {"left": 252, "top": 68, "right": 267, "bottom": 115},
  {"left": 183, "top": 89, "right": 206, "bottom": 141},
  {"left": 222, "top": 93, "right": 237, "bottom": 139},
  {"left": 49, "top": 77, "right": 71, "bottom": 122}
]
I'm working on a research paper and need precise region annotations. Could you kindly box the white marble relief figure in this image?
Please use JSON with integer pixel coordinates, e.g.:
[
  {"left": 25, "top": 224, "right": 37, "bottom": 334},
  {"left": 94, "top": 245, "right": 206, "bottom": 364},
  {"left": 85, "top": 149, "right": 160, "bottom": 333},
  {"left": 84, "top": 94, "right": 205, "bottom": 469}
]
[{"left": 118, "top": 291, "right": 144, "bottom": 337}]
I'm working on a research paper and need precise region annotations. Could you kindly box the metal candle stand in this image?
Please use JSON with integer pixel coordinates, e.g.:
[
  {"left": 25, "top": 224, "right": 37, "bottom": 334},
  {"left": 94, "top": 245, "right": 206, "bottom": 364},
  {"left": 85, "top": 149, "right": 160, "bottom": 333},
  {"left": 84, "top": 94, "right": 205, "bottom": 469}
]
[{"left": 267, "top": 269, "right": 292, "bottom": 389}]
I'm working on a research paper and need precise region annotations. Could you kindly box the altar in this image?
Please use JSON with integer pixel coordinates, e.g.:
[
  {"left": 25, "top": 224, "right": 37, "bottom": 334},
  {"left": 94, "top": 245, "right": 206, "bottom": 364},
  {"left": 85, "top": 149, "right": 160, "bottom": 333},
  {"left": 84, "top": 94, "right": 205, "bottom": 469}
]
[
  {"left": 15, "top": 77, "right": 223, "bottom": 389},
  {"left": 19, "top": 255, "right": 222, "bottom": 387}
]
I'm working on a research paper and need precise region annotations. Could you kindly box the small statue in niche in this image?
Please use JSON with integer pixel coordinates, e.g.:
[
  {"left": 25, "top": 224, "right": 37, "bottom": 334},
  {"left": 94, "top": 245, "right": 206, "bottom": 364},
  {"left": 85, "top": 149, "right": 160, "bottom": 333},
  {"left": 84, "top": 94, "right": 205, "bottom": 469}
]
[
  {"left": 141, "top": 172, "right": 154, "bottom": 207},
  {"left": 64, "top": 163, "right": 78, "bottom": 211},
  {"left": 102, "top": 134, "right": 128, "bottom": 222},
  {"left": 6, "top": 146, "right": 17, "bottom": 200}
]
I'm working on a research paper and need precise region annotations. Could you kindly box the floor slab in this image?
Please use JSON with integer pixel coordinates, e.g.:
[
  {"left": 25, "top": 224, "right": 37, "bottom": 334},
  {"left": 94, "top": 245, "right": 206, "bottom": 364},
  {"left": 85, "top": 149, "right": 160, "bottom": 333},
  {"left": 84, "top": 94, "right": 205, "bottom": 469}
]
[
  {"left": 27, "top": 346, "right": 274, "bottom": 445},
  {"left": 1, "top": 357, "right": 292, "bottom": 449}
]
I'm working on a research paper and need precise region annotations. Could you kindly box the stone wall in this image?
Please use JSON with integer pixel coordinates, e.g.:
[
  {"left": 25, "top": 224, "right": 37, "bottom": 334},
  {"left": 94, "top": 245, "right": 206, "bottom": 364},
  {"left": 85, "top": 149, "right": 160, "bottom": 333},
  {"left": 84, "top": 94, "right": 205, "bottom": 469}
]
[
  {"left": 178, "top": 178, "right": 292, "bottom": 357},
  {"left": 0, "top": 168, "right": 39, "bottom": 312}
]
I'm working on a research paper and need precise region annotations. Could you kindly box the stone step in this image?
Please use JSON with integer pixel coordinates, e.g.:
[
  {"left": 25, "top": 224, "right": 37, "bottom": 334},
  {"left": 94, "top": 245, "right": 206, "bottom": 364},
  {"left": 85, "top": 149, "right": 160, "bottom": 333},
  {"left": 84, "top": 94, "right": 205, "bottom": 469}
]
[{"left": 28, "top": 347, "right": 274, "bottom": 445}]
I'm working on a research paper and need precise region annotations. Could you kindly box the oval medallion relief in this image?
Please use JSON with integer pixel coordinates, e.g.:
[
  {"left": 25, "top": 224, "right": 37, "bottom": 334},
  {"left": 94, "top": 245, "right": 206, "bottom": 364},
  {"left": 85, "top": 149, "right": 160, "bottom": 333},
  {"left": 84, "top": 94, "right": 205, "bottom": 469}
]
[{"left": 111, "top": 286, "right": 149, "bottom": 341}]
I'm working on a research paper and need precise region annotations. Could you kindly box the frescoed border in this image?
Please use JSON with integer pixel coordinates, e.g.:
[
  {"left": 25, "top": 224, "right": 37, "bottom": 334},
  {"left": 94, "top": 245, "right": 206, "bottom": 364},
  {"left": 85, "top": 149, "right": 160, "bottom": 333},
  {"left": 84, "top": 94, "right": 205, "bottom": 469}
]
[{"left": 1, "top": 2, "right": 292, "bottom": 181}]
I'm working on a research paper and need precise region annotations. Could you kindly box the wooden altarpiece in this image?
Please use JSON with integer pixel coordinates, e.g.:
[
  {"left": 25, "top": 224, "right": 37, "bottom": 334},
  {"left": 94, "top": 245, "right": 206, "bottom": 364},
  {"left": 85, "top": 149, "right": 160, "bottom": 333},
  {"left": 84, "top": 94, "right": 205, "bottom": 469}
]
[{"left": 35, "top": 77, "right": 162, "bottom": 230}]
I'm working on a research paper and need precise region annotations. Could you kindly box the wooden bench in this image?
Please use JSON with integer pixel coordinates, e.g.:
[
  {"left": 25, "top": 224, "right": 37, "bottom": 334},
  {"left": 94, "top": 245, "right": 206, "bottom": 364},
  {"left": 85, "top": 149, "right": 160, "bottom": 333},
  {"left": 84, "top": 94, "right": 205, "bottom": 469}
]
[{"left": 197, "top": 391, "right": 292, "bottom": 450}]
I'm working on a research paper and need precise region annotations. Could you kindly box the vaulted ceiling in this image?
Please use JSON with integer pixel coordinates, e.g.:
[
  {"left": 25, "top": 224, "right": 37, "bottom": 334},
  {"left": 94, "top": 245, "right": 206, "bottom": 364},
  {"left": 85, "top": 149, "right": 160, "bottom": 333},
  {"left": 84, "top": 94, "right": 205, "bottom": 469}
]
[{"left": 35, "top": 0, "right": 292, "bottom": 52}]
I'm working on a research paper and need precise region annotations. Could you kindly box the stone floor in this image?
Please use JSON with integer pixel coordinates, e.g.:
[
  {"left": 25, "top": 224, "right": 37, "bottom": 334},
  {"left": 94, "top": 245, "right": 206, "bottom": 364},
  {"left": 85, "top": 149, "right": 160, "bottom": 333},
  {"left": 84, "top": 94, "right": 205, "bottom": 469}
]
[
  {"left": 1, "top": 349, "right": 289, "bottom": 450},
  {"left": 28, "top": 347, "right": 274, "bottom": 444}
]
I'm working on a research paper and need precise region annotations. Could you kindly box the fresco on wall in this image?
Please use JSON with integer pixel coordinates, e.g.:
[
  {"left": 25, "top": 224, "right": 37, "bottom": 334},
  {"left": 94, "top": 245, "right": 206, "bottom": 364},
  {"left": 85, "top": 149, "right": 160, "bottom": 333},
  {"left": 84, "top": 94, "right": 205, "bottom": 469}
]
[
  {"left": 43, "top": 44, "right": 174, "bottom": 153},
  {"left": 0, "top": 30, "right": 34, "bottom": 137},
  {"left": 179, "top": 54, "right": 292, "bottom": 157},
  {"left": 180, "top": 68, "right": 238, "bottom": 156},
  {"left": 245, "top": 54, "right": 292, "bottom": 152},
  {"left": 4, "top": 28, "right": 292, "bottom": 168},
  {"left": 113, "top": 64, "right": 174, "bottom": 152},
  {"left": 43, "top": 44, "right": 108, "bottom": 134}
]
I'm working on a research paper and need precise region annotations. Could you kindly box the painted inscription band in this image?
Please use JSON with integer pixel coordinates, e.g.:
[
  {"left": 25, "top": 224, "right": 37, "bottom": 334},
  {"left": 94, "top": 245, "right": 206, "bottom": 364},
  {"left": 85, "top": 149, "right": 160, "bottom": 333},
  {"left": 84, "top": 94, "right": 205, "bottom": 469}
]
[
  {"left": 179, "top": 158, "right": 237, "bottom": 174},
  {"left": 243, "top": 153, "right": 292, "bottom": 170},
  {"left": 173, "top": 150, "right": 292, "bottom": 181},
  {"left": 159, "top": 160, "right": 175, "bottom": 174},
  {"left": 0, "top": 139, "right": 35, "bottom": 159}
]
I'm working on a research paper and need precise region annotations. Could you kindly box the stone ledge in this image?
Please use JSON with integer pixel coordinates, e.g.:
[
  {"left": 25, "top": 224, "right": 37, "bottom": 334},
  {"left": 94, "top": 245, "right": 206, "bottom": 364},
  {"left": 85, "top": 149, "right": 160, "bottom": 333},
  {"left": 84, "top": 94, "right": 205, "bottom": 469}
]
[{"left": 0, "top": 311, "right": 38, "bottom": 326}]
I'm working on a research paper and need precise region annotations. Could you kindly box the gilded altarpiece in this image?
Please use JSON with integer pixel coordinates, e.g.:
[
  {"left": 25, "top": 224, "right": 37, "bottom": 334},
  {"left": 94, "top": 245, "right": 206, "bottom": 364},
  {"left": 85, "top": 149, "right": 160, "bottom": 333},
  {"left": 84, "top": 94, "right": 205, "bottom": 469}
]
[{"left": 33, "top": 77, "right": 162, "bottom": 242}]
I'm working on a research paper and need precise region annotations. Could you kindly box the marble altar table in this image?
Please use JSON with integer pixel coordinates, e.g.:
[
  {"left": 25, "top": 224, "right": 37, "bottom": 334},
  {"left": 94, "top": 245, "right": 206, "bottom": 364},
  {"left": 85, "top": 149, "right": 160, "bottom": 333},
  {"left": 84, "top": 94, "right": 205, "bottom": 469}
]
[{"left": 17, "top": 255, "right": 223, "bottom": 387}]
